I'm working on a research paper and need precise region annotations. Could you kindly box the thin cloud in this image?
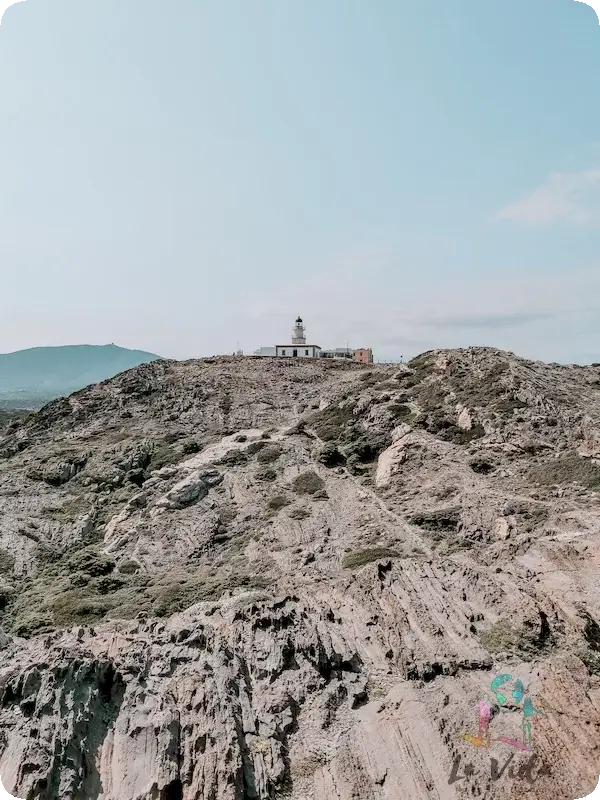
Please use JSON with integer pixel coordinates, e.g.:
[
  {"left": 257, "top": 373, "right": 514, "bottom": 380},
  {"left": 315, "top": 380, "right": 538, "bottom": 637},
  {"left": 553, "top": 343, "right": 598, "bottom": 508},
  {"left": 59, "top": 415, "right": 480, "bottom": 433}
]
[
  {"left": 417, "top": 312, "right": 556, "bottom": 331},
  {"left": 496, "top": 170, "right": 600, "bottom": 226}
]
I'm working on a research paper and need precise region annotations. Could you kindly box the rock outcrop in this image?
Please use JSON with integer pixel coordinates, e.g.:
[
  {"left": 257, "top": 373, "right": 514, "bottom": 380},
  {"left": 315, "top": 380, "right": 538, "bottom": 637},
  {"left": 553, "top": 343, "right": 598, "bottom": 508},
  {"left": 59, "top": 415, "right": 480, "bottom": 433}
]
[{"left": 0, "top": 349, "right": 600, "bottom": 799}]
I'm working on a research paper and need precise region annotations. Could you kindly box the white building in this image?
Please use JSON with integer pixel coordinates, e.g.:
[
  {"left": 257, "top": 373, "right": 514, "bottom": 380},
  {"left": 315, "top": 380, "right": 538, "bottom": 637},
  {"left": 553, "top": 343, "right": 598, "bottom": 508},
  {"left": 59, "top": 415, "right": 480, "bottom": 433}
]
[
  {"left": 319, "top": 348, "right": 354, "bottom": 360},
  {"left": 275, "top": 317, "right": 321, "bottom": 358}
]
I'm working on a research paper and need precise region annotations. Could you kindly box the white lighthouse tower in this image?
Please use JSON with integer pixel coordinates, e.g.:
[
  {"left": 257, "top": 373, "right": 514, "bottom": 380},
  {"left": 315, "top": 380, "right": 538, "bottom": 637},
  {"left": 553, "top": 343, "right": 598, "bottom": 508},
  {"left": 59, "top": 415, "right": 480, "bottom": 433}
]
[
  {"left": 274, "top": 316, "right": 322, "bottom": 358},
  {"left": 291, "top": 316, "right": 307, "bottom": 345}
]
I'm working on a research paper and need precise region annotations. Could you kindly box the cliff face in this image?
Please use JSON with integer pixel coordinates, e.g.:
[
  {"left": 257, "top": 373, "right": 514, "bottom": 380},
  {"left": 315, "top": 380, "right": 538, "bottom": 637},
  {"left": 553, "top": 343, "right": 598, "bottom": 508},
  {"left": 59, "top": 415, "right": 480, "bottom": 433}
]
[{"left": 1, "top": 350, "right": 600, "bottom": 799}]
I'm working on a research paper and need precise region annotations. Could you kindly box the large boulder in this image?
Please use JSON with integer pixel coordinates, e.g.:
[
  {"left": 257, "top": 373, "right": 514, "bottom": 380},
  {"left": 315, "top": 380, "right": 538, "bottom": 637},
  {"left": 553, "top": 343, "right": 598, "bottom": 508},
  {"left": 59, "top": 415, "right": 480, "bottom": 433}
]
[{"left": 156, "top": 469, "right": 223, "bottom": 510}]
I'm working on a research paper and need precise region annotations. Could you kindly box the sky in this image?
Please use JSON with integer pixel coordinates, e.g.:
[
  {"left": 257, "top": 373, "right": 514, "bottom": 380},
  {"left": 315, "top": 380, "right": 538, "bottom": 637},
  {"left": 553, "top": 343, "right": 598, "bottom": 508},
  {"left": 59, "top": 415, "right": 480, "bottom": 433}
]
[{"left": 0, "top": 0, "right": 599, "bottom": 364}]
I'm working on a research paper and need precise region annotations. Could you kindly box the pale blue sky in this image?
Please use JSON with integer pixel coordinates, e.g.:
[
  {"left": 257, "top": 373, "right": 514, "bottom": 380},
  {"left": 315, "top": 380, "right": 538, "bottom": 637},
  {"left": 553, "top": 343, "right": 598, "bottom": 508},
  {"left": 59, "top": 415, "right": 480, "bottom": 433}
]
[{"left": 0, "top": 0, "right": 599, "bottom": 362}]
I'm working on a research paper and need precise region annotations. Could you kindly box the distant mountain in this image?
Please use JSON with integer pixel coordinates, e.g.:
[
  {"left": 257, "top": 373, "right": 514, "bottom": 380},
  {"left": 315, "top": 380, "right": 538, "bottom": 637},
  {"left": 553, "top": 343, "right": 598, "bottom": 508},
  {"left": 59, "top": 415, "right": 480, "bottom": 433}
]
[{"left": 0, "top": 344, "right": 163, "bottom": 408}]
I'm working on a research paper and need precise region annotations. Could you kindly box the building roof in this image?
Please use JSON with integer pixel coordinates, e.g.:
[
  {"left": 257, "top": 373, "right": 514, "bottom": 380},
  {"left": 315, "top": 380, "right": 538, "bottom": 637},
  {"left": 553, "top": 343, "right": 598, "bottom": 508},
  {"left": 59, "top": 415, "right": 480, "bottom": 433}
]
[{"left": 276, "top": 344, "right": 321, "bottom": 349}]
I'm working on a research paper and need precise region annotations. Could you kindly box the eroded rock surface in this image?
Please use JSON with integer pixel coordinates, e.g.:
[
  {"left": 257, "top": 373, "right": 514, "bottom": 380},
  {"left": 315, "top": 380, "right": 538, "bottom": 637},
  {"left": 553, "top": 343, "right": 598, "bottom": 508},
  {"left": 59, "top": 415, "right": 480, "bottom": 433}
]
[{"left": 0, "top": 349, "right": 600, "bottom": 799}]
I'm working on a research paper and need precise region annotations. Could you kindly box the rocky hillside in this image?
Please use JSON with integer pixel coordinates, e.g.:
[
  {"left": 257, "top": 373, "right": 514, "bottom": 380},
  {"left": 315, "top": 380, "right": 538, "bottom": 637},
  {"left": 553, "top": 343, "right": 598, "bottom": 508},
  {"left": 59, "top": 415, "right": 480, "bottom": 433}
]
[{"left": 1, "top": 349, "right": 600, "bottom": 799}]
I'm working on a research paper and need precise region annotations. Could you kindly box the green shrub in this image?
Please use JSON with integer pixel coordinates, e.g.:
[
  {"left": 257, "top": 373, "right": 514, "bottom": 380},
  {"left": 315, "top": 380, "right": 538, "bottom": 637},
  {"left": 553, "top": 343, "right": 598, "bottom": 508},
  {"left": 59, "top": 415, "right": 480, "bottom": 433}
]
[
  {"left": 148, "top": 570, "right": 270, "bottom": 618},
  {"left": 529, "top": 453, "right": 600, "bottom": 489},
  {"left": 220, "top": 391, "right": 233, "bottom": 415},
  {"left": 582, "top": 611, "right": 600, "bottom": 650},
  {"left": 469, "top": 457, "right": 495, "bottom": 475},
  {"left": 0, "top": 548, "right": 15, "bottom": 574},
  {"left": 407, "top": 352, "right": 436, "bottom": 381},
  {"left": 40, "top": 494, "right": 91, "bottom": 523},
  {"left": 51, "top": 591, "right": 111, "bottom": 627},
  {"left": 163, "top": 431, "right": 185, "bottom": 444},
  {"left": 256, "top": 445, "right": 282, "bottom": 464},
  {"left": 503, "top": 501, "right": 548, "bottom": 532},
  {"left": 344, "top": 433, "right": 390, "bottom": 465},
  {"left": 267, "top": 495, "right": 290, "bottom": 511},
  {"left": 494, "top": 396, "right": 528, "bottom": 413},
  {"left": 256, "top": 467, "right": 277, "bottom": 482},
  {"left": 217, "top": 449, "right": 248, "bottom": 466},
  {"left": 218, "top": 505, "right": 238, "bottom": 524},
  {"left": 575, "top": 647, "right": 600, "bottom": 676},
  {"left": 246, "top": 441, "right": 267, "bottom": 455},
  {"left": 8, "top": 544, "right": 273, "bottom": 635},
  {"left": 359, "top": 371, "right": 381, "bottom": 386},
  {"left": 292, "top": 470, "right": 325, "bottom": 495},
  {"left": 65, "top": 546, "right": 115, "bottom": 577},
  {"left": 410, "top": 508, "right": 460, "bottom": 533},
  {"left": 342, "top": 547, "right": 401, "bottom": 570},
  {"left": 414, "top": 411, "right": 485, "bottom": 444},
  {"left": 148, "top": 442, "right": 178, "bottom": 471},
  {"left": 307, "top": 403, "right": 356, "bottom": 442},
  {"left": 316, "top": 443, "right": 346, "bottom": 467},
  {"left": 288, "top": 507, "right": 311, "bottom": 520},
  {"left": 388, "top": 403, "right": 413, "bottom": 422},
  {"left": 182, "top": 440, "right": 202, "bottom": 455}
]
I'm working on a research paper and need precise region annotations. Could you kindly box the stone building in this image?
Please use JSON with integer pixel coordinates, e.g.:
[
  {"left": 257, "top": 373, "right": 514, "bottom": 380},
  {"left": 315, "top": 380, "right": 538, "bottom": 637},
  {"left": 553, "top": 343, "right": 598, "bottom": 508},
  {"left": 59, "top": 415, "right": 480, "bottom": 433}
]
[{"left": 353, "top": 348, "right": 374, "bottom": 364}]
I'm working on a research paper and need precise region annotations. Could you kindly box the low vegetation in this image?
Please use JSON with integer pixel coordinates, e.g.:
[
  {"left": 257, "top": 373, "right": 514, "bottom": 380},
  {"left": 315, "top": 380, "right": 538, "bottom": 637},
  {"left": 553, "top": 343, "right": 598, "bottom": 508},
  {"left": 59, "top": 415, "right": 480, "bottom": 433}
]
[
  {"left": 266, "top": 495, "right": 290, "bottom": 512},
  {"left": 288, "top": 507, "right": 311, "bottom": 520},
  {"left": 388, "top": 403, "right": 413, "bottom": 422},
  {"left": 147, "top": 441, "right": 179, "bottom": 471},
  {"left": 410, "top": 508, "right": 461, "bottom": 534},
  {"left": 0, "top": 408, "right": 29, "bottom": 430},
  {"left": 494, "top": 396, "right": 528, "bottom": 414},
  {"left": 4, "top": 539, "right": 271, "bottom": 637},
  {"left": 307, "top": 402, "right": 356, "bottom": 442},
  {"left": 182, "top": 440, "right": 202, "bottom": 455},
  {"left": 292, "top": 470, "right": 325, "bottom": 495},
  {"left": 529, "top": 453, "right": 600, "bottom": 489},
  {"left": 414, "top": 411, "right": 485, "bottom": 444},
  {"left": 503, "top": 501, "right": 548, "bottom": 532},
  {"left": 576, "top": 647, "right": 600, "bottom": 676},
  {"left": 0, "top": 547, "right": 15, "bottom": 573},
  {"left": 256, "top": 445, "right": 282, "bottom": 464},
  {"left": 479, "top": 612, "right": 553, "bottom": 659},
  {"left": 342, "top": 547, "right": 401, "bottom": 570},
  {"left": 255, "top": 467, "right": 277, "bottom": 482},
  {"left": 316, "top": 442, "right": 346, "bottom": 467},
  {"left": 246, "top": 441, "right": 267, "bottom": 455},
  {"left": 469, "top": 456, "right": 495, "bottom": 475},
  {"left": 407, "top": 352, "right": 437, "bottom": 382}
]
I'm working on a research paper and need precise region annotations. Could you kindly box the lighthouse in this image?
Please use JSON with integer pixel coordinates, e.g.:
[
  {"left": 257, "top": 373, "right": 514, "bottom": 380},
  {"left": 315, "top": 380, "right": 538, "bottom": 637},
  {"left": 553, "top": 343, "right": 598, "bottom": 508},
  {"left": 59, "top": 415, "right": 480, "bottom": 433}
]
[
  {"left": 291, "top": 316, "right": 307, "bottom": 345},
  {"left": 274, "top": 316, "right": 322, "bottom": 358}
]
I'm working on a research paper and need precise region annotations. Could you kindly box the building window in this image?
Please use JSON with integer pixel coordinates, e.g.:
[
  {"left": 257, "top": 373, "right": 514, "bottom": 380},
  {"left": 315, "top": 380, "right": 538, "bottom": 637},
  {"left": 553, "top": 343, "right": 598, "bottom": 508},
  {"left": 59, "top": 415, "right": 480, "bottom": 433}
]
[
  {"left": 293, "top": 349, "right": 298, "bottom": 357},
  {"left": 305, "top": 349, "right": 309, "bottom": 356},
  {"left": 282, "top": 350, "right": 286, "bottom": 355}
]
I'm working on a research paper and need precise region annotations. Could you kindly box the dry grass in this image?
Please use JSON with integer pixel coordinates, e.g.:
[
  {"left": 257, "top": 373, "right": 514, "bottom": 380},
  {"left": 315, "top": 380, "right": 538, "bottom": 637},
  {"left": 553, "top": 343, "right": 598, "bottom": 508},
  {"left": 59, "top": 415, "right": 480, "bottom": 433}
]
[{"left": 479, "top": 613, "right": 553, "bottom": 659}]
